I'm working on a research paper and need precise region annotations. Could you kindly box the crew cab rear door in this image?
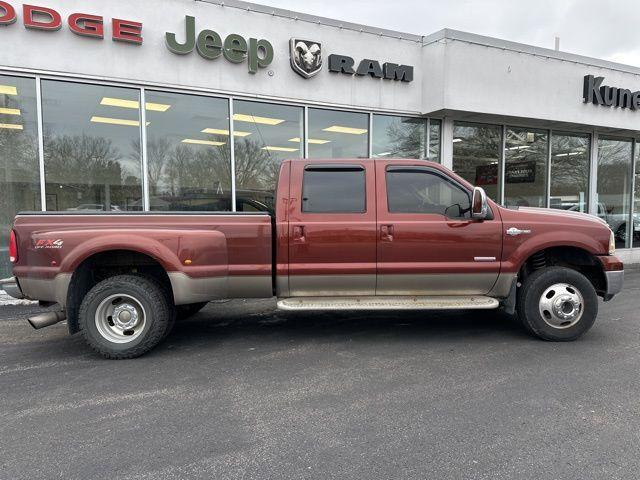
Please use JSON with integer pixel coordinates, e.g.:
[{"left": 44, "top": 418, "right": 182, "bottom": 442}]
[
  {"left": 375, "top": 161, "right": 502, "bottom": 295},
  {"left": 288, "top": 160, "right": 377, "bottom": 296}
]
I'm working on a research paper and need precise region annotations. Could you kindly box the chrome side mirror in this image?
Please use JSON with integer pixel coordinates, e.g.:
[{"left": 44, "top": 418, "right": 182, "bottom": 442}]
[{"left": 471, "top": 187, "right": 489, "bottom": 220}]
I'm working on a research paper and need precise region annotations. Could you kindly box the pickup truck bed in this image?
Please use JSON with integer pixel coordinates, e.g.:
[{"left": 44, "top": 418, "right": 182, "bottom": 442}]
[{"left": 11, "top": 212, "right": 274, "bottom": 306}]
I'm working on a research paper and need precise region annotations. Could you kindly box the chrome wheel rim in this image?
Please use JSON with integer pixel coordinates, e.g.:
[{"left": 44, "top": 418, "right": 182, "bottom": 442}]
[
  {"left": 95, "top": 294, "right": 147, "bottom": 344},
  {"left": 538, "top": 283, "right": 584, "bottom": 329}
]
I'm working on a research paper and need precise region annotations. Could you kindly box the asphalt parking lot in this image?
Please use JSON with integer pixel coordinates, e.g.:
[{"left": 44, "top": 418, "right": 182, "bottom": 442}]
[{"left": 1, "top": 272, "right": 639, "bottom": 480}]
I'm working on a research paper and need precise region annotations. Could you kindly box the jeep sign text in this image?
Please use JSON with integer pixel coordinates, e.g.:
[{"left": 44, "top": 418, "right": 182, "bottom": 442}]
[{"left": 165, "top": 15, "right": 274, "bottom": 74}]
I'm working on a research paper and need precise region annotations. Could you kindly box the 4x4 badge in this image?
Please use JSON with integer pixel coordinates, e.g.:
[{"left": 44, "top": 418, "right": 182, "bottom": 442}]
[{"left": 35, "top": 239, "right": 64, "bottom": 249}]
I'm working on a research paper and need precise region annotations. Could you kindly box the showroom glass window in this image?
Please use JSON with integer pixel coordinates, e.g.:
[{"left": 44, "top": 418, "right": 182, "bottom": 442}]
[
  {"left": 550, "top": 133, "right": 590, "bottom": 212},
  {"left": 0, "top": 75, "right": 40, "bottom": 277},
  {"left": 597, "top": 137, "right": 633, "bottom": 249},
  {"left": 504, "top": 127, "right": 548, "bottom": 208},
  {"left": 41, "top": 80, "right": 142, "bottom": 211},
  {"left": 429, "top": 119, "right": 442, "bottom": 162},
  {"left": 452, "top": 122, "right": 502, "bottom": 201},
  {"left": 233, "top": 101, "right": 302, "bottom": 212},
  {"left": 308, "top": 108, "right": 369, "bottom": 159},
  {"left": 146, "top": 91, "right": 231, "bottom": 211},
  {"left": 372, "top": 115, "right": 426, "bottom": 158}
]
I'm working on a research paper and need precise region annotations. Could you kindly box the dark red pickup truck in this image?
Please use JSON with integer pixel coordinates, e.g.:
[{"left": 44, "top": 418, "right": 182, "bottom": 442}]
[{"left": 3, "top": 159, "right": 624, "bottom": 358}]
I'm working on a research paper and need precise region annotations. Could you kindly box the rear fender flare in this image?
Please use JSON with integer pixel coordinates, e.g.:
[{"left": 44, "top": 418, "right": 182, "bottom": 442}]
[{"left": 60, "top": 233, "right": 182, "bottom": 274}]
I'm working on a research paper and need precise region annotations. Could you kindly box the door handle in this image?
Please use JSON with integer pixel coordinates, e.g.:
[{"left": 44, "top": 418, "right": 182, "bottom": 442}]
[
  {"left": 381, "top": 224, "right": 394, "bottom": 241},
  {"left": 293, "top": 225, "right": 306, "bottom": 243}
]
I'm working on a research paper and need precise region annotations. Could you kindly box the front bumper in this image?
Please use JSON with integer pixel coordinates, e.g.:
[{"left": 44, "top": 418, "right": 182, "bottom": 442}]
[
  {"left": 597, "top": 256, "right": 624, "bottom": 301},
  {"left": 0, "top": 277, "right": 24, "bottom": 300},
  {"left": 604, "top": 270, "right": 624, "bottom": 298}
]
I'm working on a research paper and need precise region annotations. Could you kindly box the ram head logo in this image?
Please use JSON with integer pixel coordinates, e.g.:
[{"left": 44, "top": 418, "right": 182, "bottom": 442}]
[{"left": 290, "top": 39, "right": 322, "bottom": 78}]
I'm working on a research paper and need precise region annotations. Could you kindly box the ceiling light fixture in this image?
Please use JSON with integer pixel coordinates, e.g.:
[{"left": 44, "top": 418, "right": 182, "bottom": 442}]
[
  {"left": 288, "top": 137, "right": 331, "bottom": 144},
  {"left": 0, "top": 123, "right": 23, "bottom": 130},
  {"left": 323, "top": 125, "right": 368, "bottom": 135},
  {"left": 182, "top": 138, "right": 226, "bottom": 146},
  {"left": 201, "top": 128, "right": 251, "bottom": 137},
  {"left": 0, "top": 107, "right": 21, "bottom": 116},
  {"left": 233, "top": 113, "right": 285, "bottom": 125},
  {"left": 90, "top": 116, "right": 146, "bottom": 127},
  {"left": 0, "top": 85, "right": 17, "bottom": 95},
  {"left": 100, "top": 97, "right": 171, "bottom": 112},
  {"left": 262, "top": 146, "right": 299, "bottom": 152}
]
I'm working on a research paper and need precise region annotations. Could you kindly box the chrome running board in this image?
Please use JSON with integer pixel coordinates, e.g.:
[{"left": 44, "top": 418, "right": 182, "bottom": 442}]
[{"left": 277, "top": 296, "right": 499, "bottom": 311}]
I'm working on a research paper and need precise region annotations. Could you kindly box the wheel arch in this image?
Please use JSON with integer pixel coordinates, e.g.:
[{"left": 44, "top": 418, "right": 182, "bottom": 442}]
[
  {"left": 517, "top": 245, "right": 606, "bottom": 296},
  {"left": 66, "top": 249, "right": 173, "bottom": 335}
]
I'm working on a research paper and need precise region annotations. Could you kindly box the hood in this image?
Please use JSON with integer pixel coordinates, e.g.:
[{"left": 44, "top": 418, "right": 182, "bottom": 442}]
[{"left": 515, "top": 207, "right": 610, "bottom": 228}]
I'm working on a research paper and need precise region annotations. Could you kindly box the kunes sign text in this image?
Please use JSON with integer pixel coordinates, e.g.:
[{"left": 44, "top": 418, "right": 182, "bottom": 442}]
[{"left": 583, "top": 74, "right": 640, "bottom": 110}]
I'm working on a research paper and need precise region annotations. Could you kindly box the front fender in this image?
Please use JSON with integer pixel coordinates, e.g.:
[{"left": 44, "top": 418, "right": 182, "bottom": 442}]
[{"left": 502, "top": 229, "right": 603, "bottom": 273}]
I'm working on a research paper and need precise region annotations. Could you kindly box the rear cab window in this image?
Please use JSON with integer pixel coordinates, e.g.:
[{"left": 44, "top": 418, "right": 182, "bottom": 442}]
[{"left": 302, "top": 165, "right": 366, "bottom": 213}]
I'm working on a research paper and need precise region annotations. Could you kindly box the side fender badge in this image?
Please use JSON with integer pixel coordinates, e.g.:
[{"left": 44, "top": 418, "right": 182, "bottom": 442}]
[{"left": 506, "top": 227, "right": 532, "bottom": 236}]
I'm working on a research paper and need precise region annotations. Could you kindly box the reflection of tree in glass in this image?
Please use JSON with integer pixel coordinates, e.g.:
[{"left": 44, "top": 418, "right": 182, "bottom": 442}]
[
  {"left": 0, "top": 118, "right": 40, "bottom": 276},
  {"left": 131, "top": 137, "right": 172, "bottom": 191},
  {"left": 234, "top": 138, "right": 281, "bottom": 191},
  {"left": 0, "top": 130, "right": 39, "bottom": 180},
  {"left": 597, "top": 140, "right": 632, "bottom": 215},
  {"left": 550, "top": 136, "right": 589, "bottom": 200},
  {"left": 453, "top": 125, "right": 502, "bottom": 174},
  {"left": 503, "top": 130, "right": 548, "bottom": 207},
  {"left": 141, "top": 137, "right": 231, "bottom": 203},
  {"left": 44, "top": 134, "right": 122, "bottom": 185},
  {"left": 452, "top": 125, "right": 502, "bottom": 200},
  {"left": 385, "top": 120, "right": 424, "bottom": 158}
]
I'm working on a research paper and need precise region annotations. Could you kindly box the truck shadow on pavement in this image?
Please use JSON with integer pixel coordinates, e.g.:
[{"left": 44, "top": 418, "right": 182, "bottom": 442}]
[{"left": 164, "top": 300, "right": 531, "bottom": 352}]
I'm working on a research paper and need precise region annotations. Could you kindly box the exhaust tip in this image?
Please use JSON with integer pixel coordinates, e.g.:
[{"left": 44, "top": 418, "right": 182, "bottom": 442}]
[{"left": 28, "top": 311, "right": 66, "bottom": 330}]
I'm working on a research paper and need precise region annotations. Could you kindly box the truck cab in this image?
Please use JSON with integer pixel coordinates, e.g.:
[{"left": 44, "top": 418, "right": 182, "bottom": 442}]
[{"left": 281, "top": 159, "right": 504, "bottom": 298}]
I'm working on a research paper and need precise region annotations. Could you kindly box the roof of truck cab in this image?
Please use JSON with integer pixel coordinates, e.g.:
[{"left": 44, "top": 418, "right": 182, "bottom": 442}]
[{"left": 286, "top": 158, "right": 442, "bottom": 166}]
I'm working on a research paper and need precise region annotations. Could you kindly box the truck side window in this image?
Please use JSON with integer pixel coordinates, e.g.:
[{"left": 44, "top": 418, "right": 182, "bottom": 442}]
[
  {"left": 386, "top": 168, "right": 471, "bottom": 218},
  {"left": 302, "top": 166, "right": 366, "bottom": 213}
]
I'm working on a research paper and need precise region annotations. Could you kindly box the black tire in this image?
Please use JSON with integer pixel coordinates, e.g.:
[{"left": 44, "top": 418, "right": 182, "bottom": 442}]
[
  {"left": 516, "top": 266, "right": 598, "bottom": 341},
  {"left": 176, "top": 302, "right": 208, "bottom": 320},
  {"left": 78, "top": 275, "right": 173, "bottom": 359}
]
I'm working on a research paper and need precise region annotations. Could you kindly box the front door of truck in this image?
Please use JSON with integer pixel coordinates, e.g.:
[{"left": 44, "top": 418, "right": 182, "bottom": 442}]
[
  {"left": 288, "top": 160, "right": 377, "bottom": 296},
  {"left": 375, "top": 161, "right": 502, "bottom": 295}
]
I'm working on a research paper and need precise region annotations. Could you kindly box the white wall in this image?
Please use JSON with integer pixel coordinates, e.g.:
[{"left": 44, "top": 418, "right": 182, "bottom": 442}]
[
  {"left": 423, "top": 37, "right": 640, "bottom": 131},
  {"left": 0, "top": 0, "right": 423, "bottom": 114}
]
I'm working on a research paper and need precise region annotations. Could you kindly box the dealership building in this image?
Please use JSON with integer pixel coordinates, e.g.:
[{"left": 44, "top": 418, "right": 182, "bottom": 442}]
[{"left": 1, "top": 0, "right": 640, "bottom": 276}]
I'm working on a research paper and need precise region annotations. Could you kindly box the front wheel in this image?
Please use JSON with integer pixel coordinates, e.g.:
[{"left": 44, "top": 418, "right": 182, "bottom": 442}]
[
  {"left": 517, "top": 267, "right": 598, "bottom": 341},
  {"left": 78, "top": 275, "right": 173, "bottom": 359}
]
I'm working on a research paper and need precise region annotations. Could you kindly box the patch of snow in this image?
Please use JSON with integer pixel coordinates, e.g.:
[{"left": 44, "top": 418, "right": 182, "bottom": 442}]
[{"left": 0, "top": 290, "right": 37, "bottom": 306}]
